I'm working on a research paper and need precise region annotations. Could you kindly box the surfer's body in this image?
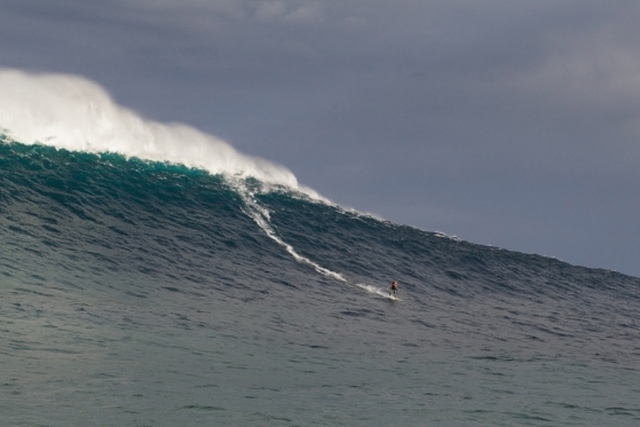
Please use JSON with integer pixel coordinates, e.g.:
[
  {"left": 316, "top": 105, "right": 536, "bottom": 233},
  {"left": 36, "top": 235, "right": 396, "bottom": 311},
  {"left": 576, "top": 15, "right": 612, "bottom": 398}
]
[{"left": 388, "top": 281, "right": 399, "bottom": 298}]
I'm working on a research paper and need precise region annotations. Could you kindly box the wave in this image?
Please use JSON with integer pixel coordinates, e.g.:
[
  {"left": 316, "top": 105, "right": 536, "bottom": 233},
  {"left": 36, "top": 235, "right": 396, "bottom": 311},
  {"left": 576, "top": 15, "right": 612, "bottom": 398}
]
[
  {"left": 0, "top": 68, "right": 306, "bottom": 189},
  {"left": 0, "top": 67, "right": 360, "bottom": 288},
  {"left": 1, "top": 138, "right": 639, "bottom": 370},
  {"left": 0, "top": 64, "right": 368, "bottom": 297}
]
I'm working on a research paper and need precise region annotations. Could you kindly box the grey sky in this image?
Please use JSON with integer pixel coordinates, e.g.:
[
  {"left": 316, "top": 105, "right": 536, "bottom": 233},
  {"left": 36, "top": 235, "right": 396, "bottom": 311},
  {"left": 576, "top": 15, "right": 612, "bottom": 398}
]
[{"left": 1, "top": 0, "right": 639, "bottom": 277}]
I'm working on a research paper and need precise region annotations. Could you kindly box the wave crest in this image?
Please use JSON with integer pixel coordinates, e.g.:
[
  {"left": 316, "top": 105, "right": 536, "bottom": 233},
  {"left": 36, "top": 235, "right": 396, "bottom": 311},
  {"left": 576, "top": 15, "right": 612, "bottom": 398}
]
[{"left": 0, "top": 68, "right": 299, "bottom": 187}]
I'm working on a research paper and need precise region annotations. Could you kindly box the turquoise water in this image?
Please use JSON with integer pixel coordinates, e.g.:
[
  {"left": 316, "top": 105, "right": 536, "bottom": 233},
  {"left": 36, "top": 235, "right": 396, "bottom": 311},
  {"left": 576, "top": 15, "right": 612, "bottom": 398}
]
[{"left": 1, "top": 141, "right": 639, "bottom": 426}]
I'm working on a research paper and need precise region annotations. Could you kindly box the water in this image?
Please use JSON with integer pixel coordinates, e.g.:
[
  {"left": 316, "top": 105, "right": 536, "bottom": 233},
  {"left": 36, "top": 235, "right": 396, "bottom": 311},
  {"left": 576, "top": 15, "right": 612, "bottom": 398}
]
[
  {"left": 1, "top": 140, "right": 639, "bottom": 426},
  {"left": 1, "top": 70, "right": 639, "bottom": 426}
]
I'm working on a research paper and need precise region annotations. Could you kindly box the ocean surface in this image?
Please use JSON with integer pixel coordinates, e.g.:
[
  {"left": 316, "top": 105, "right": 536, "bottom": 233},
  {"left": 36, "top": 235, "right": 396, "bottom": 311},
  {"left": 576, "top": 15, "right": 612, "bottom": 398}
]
[{"left": 1, "top": 137, "right": 639, "bottom": 427}]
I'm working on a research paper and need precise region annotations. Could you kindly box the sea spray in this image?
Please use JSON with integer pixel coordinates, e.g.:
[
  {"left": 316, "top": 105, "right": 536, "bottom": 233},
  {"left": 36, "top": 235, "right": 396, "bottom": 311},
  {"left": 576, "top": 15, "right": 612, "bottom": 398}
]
[{"left": 0, "top": 68, "right": 298, "bottom": 187}]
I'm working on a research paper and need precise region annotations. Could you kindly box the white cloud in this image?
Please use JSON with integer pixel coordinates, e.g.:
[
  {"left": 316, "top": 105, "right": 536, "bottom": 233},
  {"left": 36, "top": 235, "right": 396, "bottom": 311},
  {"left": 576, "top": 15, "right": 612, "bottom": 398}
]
[
  {"left": 283, "top": 3, "right": 324, "bottom": 24},
  {"left": 254, "top": 0, "right": 287, "bottom": 20}
]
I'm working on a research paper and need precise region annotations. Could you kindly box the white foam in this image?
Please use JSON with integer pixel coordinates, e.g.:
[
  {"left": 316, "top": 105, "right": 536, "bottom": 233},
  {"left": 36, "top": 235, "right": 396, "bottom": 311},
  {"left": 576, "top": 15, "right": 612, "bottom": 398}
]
[
  {"left": 0, "top": 68, "right": 298, "bottom": 188},
  {"left": 355, "top": 283, "right": 390, "bottom": 298},
  {"left": 228, "top": 177, "right": 347, "bottom": 283}
]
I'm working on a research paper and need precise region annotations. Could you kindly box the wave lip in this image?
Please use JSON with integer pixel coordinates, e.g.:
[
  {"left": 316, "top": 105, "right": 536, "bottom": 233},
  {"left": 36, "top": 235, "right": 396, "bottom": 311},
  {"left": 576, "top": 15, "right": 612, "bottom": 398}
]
[{"left": 0, "top": 68, "right": 298, "bottom": 188}]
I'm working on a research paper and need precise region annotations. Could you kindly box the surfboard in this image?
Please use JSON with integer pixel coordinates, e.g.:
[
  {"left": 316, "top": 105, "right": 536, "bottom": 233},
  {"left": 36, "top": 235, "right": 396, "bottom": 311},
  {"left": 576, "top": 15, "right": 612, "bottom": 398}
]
[{"left": 387, "top": 294, "right": 401, "bottom": 301}]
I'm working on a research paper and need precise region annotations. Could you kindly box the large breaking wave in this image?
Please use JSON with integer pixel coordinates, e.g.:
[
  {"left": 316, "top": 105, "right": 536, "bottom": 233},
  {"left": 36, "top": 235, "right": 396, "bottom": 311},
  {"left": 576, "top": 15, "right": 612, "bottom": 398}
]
[
  {"left": 1, "top": 72, "right": 640, "bottom": 424},
  {"left": 0, "top": 68, "right": 311, "bottom": 190}
]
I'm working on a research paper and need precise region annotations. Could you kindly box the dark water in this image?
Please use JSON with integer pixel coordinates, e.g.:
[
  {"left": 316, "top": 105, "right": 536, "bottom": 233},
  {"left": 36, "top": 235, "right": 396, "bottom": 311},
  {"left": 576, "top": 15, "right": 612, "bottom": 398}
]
[{"left": 1, "top": 140, "right": 639, "bottom": 426}]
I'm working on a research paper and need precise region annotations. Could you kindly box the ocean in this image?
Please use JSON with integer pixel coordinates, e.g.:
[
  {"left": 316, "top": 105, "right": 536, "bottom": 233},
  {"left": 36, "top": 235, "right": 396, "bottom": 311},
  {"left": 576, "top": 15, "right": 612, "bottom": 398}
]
[
  {"left": 1, "top": 139, "right": 639, "bottom": 427},
  {"left": 1, "top": 70, "right": 640, "bottom": 426}
]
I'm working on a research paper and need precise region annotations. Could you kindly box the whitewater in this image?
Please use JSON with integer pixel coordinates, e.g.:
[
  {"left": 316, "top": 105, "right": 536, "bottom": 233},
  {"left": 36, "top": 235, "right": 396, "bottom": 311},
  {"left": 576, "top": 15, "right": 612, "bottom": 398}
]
[{"left": 1, "top": 70, "right": 639, "bottom": 426}]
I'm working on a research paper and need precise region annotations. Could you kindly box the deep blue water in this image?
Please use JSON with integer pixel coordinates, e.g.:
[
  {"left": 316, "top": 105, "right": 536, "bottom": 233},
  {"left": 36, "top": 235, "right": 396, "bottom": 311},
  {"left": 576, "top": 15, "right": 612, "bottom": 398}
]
[{"left": 1, "top": 140, "right": 639, "bottom": 426}]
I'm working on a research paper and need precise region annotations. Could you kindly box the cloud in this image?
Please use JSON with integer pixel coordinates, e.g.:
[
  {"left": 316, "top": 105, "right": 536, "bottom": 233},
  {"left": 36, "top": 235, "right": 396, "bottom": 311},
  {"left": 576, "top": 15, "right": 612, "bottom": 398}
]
[
  {"left": 283, "top": 3, "right": 324, "bottom": 24},
  {"left": 121, "top": 0, "right": 326, "bottom": 26},
  {"left": 254, "top": 0, "right": 288, "bottom": 20}
]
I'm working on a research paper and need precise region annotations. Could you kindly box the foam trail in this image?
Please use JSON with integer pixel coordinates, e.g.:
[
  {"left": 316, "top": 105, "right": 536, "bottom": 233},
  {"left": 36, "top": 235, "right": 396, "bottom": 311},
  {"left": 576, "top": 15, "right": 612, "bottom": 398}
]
[
  {"left": 233, "top": 179, "right": 398, "bottom": 301},
  {"left": 229, "top": 178, "right": 347, "bottom": 282},
  {"left": 229, "top": 179, "right": 394, "bottom": 296},
  {"left": 355, "top": 283, "right": 392, "bottom": 298},
  {"left": 0, "top": 68, "right": 299, "bottom": 188}
]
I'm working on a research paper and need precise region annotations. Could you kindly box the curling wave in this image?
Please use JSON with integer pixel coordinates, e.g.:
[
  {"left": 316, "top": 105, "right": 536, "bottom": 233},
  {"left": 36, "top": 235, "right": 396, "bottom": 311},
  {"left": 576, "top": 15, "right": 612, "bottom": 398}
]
[{"left": 0, "top": 68, "right": 300, "bottom": 188}]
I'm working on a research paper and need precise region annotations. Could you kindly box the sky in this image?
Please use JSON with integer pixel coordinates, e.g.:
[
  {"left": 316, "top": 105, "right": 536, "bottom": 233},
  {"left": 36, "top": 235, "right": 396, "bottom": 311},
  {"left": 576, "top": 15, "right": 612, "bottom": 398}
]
[{"left": 1, "top": 0, "right": 639, "bottom": 278}]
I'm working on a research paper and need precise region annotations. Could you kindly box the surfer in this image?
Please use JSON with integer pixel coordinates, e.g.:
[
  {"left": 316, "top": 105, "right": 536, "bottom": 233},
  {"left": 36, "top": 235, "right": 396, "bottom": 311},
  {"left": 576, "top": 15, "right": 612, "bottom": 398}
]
[{"left": 388, "top": 281, "right": 399, "bottom": 298}]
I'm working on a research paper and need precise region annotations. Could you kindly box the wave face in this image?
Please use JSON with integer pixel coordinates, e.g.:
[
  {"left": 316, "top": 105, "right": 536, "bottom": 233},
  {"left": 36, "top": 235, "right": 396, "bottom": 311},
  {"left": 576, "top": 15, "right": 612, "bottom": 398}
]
[{"left": 1, "top": 140, "right": 640, "bottom": 424}]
